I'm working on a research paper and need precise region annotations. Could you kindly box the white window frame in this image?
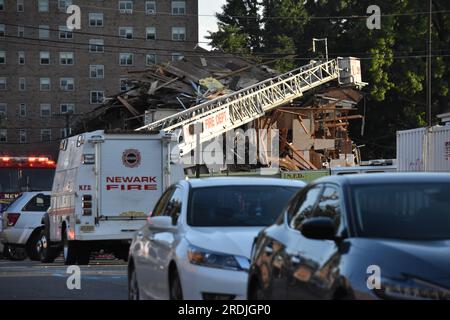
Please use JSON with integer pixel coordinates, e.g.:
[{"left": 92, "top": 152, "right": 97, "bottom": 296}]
[
  {"left": 0, "top": 129, "right": 7, "bottom": 143},
  {"left": 38, "top": 25, "right": 50, "bottom": 39},
  {"left": 89, "top": 39, "right": 104, "bottom": 53},
  {"left": 19, "top": 129, "right": 27, "bottom": 143},
  {"left": 18, "top": 51, "right": 25, "bottom": 64},
  {"left": 60, "top": 103, "right": 75, "bottom": 114},
  {"left": 19, "top": 77, "right": 26, "bottom": 91},
  {"left": 90, "top": 65, "right": 104, "bottom": 79},
  {"left": 90, "top": 91, "right": 104, "bottom": 104},
  {"left": 40, "top": 129, "right": 52, "bottom": 142},
  {"left": 119, "top": 53, "right": 133, "bottom": 66},
  {"left": 60, "top": 52, "right": 74, "bottom": 65},
  {"left": 38, "top": 0, "right": 49, "bottom": 12},
  {"left": 19, "top": 103, "right": 27, "bottom": 117},
  {"left": 0, "top": 77, "right": 7, "bottom": 90},
  {"left": 59, "top": 26, "right": 73, "bottom": 39},
  {"left": 0, "top": 24, "right": 5, "bottom": 37},
  {"left": 172, "top": 1, "right": 186, "bottom": 15},
  {"left": 40, "top": 51, "right": 50, "bottom": 65},
  {"left": 146, "top": 53, "right": 156, "bottom": 66},
  {"left": 60, "top": 77, "right": 74, "bottom": 91},
  {"left": 58, "top": 0, "right": 72, "bottom": 12},
  {"left": 120, "top": 78, "right": 132, "bottom": 92},
  {"left": 119, "top": 27, "right": 133, "bottom": 40},
  {"left": 60, "top": 128, "right": 72, "bottom": 138},
  {"left": 0, "top": 0, "right": 4, "bottom": 11},
  {"left": 145, "top": 1, "right": 156, "bottom": 14},
  {"left": 18, "top": 25, "right": 25, "bottom": 37},
  {"left": 17, "top": 0, "right": 24, "bottom": 12},
  {"left": 89, "top": 13, "right": 104, "bottom": 27},
  {"left": 0, "top": 103, "right": 6, "bottom": 117},
  {"left": 0, "top": 51, "right": 5, "bottom": 64},
  {"left": 146, "top": 27, "right": 156, "bottom": 40},
  {"left": 119, "top": 0, "right": 133, "bottom": 14},
  {"left": 171, "top": 26, "right": 186, "bottom": 41},
  {"left": 40, "top": 104, "right": 51, "bottom": 117},
  {"left": 171, "top": 52, "right": 184, "bottom": 61},
  {"left": 40, "top": 77, "right": 51, "bottom": 91}
]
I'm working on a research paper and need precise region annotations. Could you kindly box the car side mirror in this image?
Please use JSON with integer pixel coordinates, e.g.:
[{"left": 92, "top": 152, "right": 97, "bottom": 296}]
[
  {"left": 300, "top": 217, "right": 336, "bottom": 241},
  {"left": 148, "top": 216, "right": 175, "bottom": 229}
]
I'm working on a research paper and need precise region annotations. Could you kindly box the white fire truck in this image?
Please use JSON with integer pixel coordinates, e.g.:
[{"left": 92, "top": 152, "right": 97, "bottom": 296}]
[
  {"left": 40, "top": 130, "right": 183, "bottom": 264},
  {"left": 41, "top": 57, "right": 363, "bottom": 265}
]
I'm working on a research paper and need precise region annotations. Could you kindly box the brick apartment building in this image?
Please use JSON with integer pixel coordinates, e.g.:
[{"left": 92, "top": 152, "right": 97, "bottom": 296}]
[{"left": 0, "top": 0, "right": 198, "bottom": 159}]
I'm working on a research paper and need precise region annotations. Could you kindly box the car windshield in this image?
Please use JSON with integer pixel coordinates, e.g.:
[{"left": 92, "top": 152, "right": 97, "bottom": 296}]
[
  {"left": 0, "top": 168, "right": 55, "bottom": 192},
  {"left": 352, "top": 182, "right": 450, "bottom": 240},
  {"left": 188, "top": 185, "right": 299, "bottom": 227}
]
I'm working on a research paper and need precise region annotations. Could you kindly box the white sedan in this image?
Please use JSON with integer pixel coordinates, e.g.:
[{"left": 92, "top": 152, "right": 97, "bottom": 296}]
[{"left": 128, "top": 177, "right": 305, "bottom": 300}]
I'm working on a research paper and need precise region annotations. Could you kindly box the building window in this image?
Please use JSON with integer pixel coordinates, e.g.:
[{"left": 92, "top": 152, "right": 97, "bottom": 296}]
[
  {"left": 59, "top": 26, "right": 73, "bottom": 39},
  {"left": 40, "top": 78, "right": 51, "bottom": 91},
  {"left": 18, "top": 25, "right": 25, "bottom": 37},
  {"left": 90, "top": 65, "right": 104, "bottom": 79},
  {"left": 120, "top": 78, "right": 132, "bottom": 92},
  {"left": 60, "top": 128, "right": 72, "bottom": 138},
  {"left": 19, "top": 103, "right": 27, "bottom": 117},
  {"left": 171, "top": 53, "right": 184, "bottom": 61},
  {"left": 19, "top": 129, "right": 27, "bottom": 143},
  {"left": 19, "top": 78, "right": 26, "bottom": 91},
  {"left": 40, "top": 104, "right": 51, "bottom": 117},
  {"left": 0, "top": 51, "right": 5, "bottom": 64},
  {"left": 60, "top": 103, "right": 74, "bottom": 114},
  {"left": 38, "top": 0, "right": 49, "bottom": 12},
  {"left": 0, "top": 103, "right": 6, "bottom": 117},
  {"left": 41, "top": 129, "right": 52, "bottom": 142},
  {"left": 18, "top": 51, "right": 25, "bottom": 64},
  {"left": 60, "top": 52, "right": 74, "bottom": 65},
  {"left": 17, "top": 0, "right": 24, "bottom": 12},
  {"left": 0, "top": 129, "right": 7, "bottom": 143},
  {"left": 146, "top": 53, "right": 156, "bottom": 65},
  {"left": 0, "top": 77, "right": 7, "bottom": 90},
  {"left": 89, "top": 39, "right": 104, "bottom": 53},
  {"left": 146, "top": 27, "right": 156, "bottom": 40},
  {"left": 119, "top": 53, "right": 133, "bottom": 66},
  {"left": 119, "top": 27, "right": 133, "bottom": 40},
  {"left": 172, "top": 1, "right": 186, "bottom": 15},
  {"left": 145, "top": 1, "right": 156, "bottom": 14},
  {"left": 0, "top": 0, "right": 4, "bottom": 11},
  {"left": 0, "top": 24, "right": 5, "bottom": 37},
  {"left": 90, "top": 91, "right": 104, "bottom": 104},
  {"left": 119, "top": 0, "right": 133, "bottom": 13},
  {"left": 39, "top": 25, "right": 50, "bottom": 39},
  {"left": 172, "top": 27, "right": 186, "bottom": 41},
  {"left": 89, "top": 13, "right": 103, "bottom": 27},
  {"left": 40, "top": 51, "right": 50, "bottom": 64},
  {"left": 58, "top": 0, "right": 72, "bottom": 12},
  {"left": 60, "top": 78, "right": 74, "bottom": 91}
]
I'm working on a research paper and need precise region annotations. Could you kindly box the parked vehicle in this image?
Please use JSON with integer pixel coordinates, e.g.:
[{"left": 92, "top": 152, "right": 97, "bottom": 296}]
[
  {"left": 1, "top": 192, "right": 51, "bottom": 261},
  {"left": 128, "top": 177, "right": 306, "bottom": 300},
  {"left": 248, "top": 173, "right": 450, "bottom": 300},
  {"left": 40, "top": 130, "right": 184, "bottom": 265}
]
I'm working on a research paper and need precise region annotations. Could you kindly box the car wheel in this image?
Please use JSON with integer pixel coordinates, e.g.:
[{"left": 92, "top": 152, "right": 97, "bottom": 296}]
[
  {"left": 63, "top": 230, "right": 77, "bottom": 265},
  {"left": 26, "top": 229, "right": 42, "bottom": 261},
  {"left": 128, "top": 267, "right": 140, "bottom": 300},
  {"left": 169, "top": 268, "right": 183, "bottom": 300},
  {"left": 39, "top": 228, "right": 59, "bottom": 263},
  {"left": 7, "top": 244, "right": 27, "bottom": 261}
]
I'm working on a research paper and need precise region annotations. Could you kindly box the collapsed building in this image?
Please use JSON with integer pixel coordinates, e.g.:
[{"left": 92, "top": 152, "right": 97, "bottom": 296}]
[{"left": 72, "top": 50, "right": 365, "bottom": 172}]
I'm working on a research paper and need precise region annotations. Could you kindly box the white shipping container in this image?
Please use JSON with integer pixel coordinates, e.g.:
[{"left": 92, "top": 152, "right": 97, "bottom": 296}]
[{"left": 397, "top": 126, "right": 450, "bottom": 172}]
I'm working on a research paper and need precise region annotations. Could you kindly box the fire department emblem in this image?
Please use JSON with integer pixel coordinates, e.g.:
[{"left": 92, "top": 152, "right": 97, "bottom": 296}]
[{"left": 122, "top": 149, "right": 141, "bottom": 168}]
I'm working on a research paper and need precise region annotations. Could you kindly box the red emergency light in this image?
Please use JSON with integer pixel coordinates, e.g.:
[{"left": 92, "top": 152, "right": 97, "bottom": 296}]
[{"left": 0, "top": 156, "right": 56, "bottom": 168}]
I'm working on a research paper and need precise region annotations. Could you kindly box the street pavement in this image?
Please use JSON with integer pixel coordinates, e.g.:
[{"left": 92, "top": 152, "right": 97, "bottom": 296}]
[{"left": 0, "top": 256, "right": 128, "bottom": 300}]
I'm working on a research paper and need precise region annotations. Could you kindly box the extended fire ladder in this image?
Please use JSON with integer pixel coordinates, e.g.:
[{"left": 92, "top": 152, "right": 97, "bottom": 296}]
[{"left": 136, "top": 58, "right": 362, "bottom": 156}]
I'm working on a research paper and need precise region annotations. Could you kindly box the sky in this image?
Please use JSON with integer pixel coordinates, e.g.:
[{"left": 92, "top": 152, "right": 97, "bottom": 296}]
[{"left": 198, "top": 0, "right": 227, "bottom": 49}]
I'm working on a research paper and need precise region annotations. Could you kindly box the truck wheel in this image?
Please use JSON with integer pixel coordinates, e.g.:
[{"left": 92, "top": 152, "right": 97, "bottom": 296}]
[
  {"left": 7, "top": 245, "right": 27, "bottom": 261},
  {"left": 26, "top": 229, "right": 42, "bottom": 261},
  {"left": 63, "top": 230, "right": 78, "bottom": 265},
  {"left": 39, "top": 228, "right": 59, "bottom": 263}
]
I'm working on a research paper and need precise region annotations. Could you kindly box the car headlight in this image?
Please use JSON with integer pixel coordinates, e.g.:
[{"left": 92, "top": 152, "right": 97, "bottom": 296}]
[
  {"left": 376, "top": 277, "right": 450, "bottom": 300},
  {"left": 187, "top": 244, "right": 250, "bottom": 271}
]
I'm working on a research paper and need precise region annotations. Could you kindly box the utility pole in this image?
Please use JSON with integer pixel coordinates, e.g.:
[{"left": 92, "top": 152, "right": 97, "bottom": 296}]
[{"left": 427, "top": 0, "right": 432, "bottom": 127}]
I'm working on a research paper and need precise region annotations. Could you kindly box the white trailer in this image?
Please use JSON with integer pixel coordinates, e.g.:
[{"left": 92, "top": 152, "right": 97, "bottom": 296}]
[
  {"left": 397, "top": 125, "right": 450, "bottom": 172},
  {"left": 40, "top": 130, "right": 183, "bottom": 264}
]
